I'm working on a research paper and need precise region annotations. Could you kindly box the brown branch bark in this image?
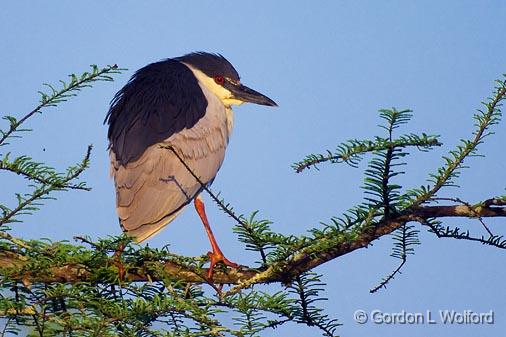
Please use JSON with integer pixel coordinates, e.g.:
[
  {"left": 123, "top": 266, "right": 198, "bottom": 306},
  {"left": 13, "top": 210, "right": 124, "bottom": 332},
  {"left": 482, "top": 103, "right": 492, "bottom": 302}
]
[
  {"left": 0, "top": 201, "right": 504, "bottom": 287},
  {"left": 412, "top": 204, "right": 506, "bottom": 218}
]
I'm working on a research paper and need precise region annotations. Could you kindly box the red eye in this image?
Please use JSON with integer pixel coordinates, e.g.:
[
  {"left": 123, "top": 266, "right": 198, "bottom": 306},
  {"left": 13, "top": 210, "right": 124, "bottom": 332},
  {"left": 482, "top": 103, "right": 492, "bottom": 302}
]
[{"left": 214, "top": 76, "right": 225, "bottom": 85}]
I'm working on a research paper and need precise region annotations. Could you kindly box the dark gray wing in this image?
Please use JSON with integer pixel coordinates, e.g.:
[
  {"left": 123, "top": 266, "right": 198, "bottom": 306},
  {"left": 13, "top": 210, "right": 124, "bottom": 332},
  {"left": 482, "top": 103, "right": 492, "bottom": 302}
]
[{"left": 105, "top": 59, "right": 208, "bottom": 165}]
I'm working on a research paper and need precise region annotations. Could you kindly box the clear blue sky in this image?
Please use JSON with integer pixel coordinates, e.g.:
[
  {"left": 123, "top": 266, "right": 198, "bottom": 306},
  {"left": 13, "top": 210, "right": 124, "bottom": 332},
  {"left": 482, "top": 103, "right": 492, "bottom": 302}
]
[{"left": 1, "top": 1, "right": 505, "bottom": 336}]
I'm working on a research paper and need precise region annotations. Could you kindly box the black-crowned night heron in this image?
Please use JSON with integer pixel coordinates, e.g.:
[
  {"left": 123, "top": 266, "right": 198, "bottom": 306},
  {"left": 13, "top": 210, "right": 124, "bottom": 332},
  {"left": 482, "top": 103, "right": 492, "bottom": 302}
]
[{"left": 105, "top": 52, "right": 277, "bottom": 278}]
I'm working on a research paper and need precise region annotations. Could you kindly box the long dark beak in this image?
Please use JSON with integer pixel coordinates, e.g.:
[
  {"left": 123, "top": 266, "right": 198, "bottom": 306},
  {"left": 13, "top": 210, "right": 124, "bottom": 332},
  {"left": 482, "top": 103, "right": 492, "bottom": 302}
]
[{"left": 225, "top": 82, "right": 277, "bottom": 107}]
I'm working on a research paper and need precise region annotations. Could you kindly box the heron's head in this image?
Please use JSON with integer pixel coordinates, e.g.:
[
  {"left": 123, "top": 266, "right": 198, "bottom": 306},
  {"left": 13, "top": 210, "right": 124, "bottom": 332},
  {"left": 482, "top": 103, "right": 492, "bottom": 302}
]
[{"left": 176, "top": 52, "right": 277, "bottom": 108}]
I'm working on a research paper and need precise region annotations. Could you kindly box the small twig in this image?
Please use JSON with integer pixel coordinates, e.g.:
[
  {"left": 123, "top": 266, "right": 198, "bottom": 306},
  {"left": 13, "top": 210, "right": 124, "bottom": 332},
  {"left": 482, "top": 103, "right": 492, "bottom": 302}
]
[
  {"left": 0, "top": 163, "right": 90, "bottom": 191},
  {"left": 370, "top": 259, "right": 405, "bottom": 293},
  {"left": 430, "top": 197, "right": 468, "bottom": 203},
  {"left": 420, "top": 219, "right": 506, "bottom": 249},
  {"left": 483, "top": 198, "right": 506, "bottom": 207},
  {"left": 0, "top": 145, "right": 92, "bottom": 226},
  {"left": 430, "top": 197, "right": 493, "bottom": 236},
  {"left": 73, "top": 236, "right": 99, "bottom": 248},
  {"left": 0, "top": 65, "right": 119, "bottom": 146},
  {"left": 411, "top": 79, "right": 506, "bottom": 208},
  {"left": 293, "top": 137, "right": 440, "bottom": 173},
  {"left": 162, "top": 145, "right": 271, "bottom": 267},
  {"left": 162, "top": 145, "right": 246, "bottom": 227},
  {"left": 477, "top": 217, "right": 494, "bottom": 237},
  {"left": 0, "top": 231, "right": 30, "bottom": 249}
]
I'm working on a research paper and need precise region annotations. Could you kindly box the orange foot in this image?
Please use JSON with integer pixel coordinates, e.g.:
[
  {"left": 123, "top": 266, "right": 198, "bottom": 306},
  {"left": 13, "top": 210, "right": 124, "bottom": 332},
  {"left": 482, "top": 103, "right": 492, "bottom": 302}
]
[
  {"left": 194, "top": 196, "right": 239, "bottom": 280},
  {"left": 207, "top": 249, "right": 239, "bottom": 280}
]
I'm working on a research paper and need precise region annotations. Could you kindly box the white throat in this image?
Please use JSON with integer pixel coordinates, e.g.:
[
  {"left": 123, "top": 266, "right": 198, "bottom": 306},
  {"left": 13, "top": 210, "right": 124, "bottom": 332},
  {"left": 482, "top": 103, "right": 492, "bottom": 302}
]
[{"left": 182, "top": 62, "right": 235, "bottom": 135}]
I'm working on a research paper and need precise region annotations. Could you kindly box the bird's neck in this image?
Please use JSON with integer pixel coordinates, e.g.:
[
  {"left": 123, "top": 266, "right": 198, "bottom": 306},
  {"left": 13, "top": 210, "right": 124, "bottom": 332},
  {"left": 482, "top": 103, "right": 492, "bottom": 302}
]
[{"left": 182, "top": 62, "right": 235, "bottom": 137}]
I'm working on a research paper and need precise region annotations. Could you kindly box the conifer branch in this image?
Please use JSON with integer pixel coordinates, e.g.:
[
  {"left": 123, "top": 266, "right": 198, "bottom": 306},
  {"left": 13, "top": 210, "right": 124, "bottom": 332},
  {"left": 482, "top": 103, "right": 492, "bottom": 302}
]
[
  {"left": 293, "top": 134, "right": 440, "bottom": 173},
  {"left": 0, "top": 155, "right": 90, "bottom": 191},
  {"left": 370, "top": 259, "right": 406, "bottom": 294},
  {"left": 0, "top": 145, "right": 92, "bottom": 225},
  {"left": 0, "top": 200, "right": 503, "bottom": 286},
  {"left": 0, "top": 64, "right": 122, "bottom": 146},
  {"left": 409, "top": 77, "right": 506, "bottom": 207},
  {"left": 370, "top": 222, "right": 419, "bottom": 293}
]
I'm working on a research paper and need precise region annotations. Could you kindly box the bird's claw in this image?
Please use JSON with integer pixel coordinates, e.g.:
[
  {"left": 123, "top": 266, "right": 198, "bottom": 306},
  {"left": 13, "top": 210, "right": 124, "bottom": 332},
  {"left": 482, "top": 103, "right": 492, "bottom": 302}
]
[{"left": 207, "top": 250, "right": 239, "bottom": 280}]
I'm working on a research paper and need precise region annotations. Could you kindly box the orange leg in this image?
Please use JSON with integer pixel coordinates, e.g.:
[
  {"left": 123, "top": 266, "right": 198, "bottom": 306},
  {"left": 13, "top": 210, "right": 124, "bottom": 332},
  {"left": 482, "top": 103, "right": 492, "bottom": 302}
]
[{"left": 194, "top": 196, "right": 238, "bottom": 279}]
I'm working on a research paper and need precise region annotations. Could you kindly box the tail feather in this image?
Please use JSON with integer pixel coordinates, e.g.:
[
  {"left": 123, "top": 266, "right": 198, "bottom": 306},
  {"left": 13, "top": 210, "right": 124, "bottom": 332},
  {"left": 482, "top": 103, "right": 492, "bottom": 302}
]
[{"left": 122, "top": 207, "right": 186, "bottom": 243}]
